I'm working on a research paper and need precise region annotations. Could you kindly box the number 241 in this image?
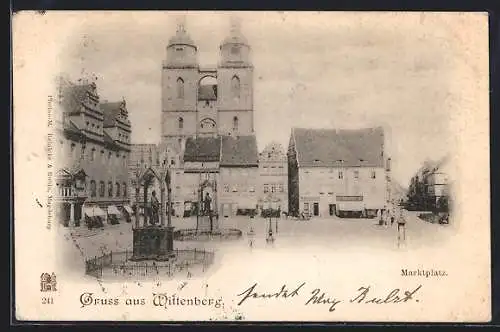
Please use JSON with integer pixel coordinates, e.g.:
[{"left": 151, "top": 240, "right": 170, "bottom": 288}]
[{"left": 41, "top": 297, "right": 54, "bottom": 304}]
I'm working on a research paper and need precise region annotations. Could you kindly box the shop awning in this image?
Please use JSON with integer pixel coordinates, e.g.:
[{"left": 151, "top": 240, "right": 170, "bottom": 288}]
[
  {"left": 337, "top": 202, "right": 364, "bottom": 212},
  {"left": 107, "top": 205, "right": 121, "bottom": 215},
  {"left": 84, "top": 206, "right": 107, "bottom": 217},
  {"left": 123, "top": 205, "right": 133, "bottom": 214}
]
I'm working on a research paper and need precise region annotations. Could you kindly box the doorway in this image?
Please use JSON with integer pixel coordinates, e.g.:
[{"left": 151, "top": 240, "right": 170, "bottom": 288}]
[
  {"left": 329, "top": 204, "right": 336, "bottom": 216},
  {"left": 313, "top": 202, "right": 319, "bottom": 216}
]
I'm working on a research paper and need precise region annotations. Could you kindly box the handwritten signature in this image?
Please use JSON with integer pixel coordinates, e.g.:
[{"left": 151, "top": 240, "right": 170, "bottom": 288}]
[{"left": 236, "top": 282, "right": 423, "bottom": 312}]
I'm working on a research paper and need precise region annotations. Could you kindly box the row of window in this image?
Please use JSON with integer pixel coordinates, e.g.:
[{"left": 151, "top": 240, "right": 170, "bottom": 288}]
[
  {"left": 177, "top": 116, "right": 239, "bottom": 131},
  {"left": 303, "top": 185, "right": 379, "bottom": 197},
  {"left": 89, "top": 180, "right": 128, "bottom": 198},
  {"left": 223, "top": 184, "right": 255, "bottom": 193},
  {"left": 262, "top": 165, "right": 285, "bottom": 169},
  {"left": 85, "top": 121, "right": 101, "bottom": 131},
  {"left": 61, "top": 141, "right": 128, "bottom": 165},
  {"left": 263, "top": 183, "right": 285, "bottom": 193},
  {"left": 137, "top": 158, "right": 177, "bottom": 167},
  {"left": 304, "top": 169, "right": 377, "bottom": 179},
  {"left": 83, "top": 121, "right": 130, "bottom": 142},
  {"left": 118, "top": 132, "right": 130, "bottom": 141},
  {"left": 176, "top": 76, "right": 240, "bottom": 100}
]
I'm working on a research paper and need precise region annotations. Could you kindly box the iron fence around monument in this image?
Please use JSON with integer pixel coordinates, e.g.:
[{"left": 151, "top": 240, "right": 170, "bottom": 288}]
[
  {"left": 173, "top": 228, "right": 243, "bottom": 241},
  {"left": 84, "top": 248, "right": 214, "bottom": 279}
]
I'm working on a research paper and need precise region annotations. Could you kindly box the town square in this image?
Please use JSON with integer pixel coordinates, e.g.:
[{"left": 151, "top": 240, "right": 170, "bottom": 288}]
[{"left": 51, "top": 13, "right": 452, "bottom": 280}]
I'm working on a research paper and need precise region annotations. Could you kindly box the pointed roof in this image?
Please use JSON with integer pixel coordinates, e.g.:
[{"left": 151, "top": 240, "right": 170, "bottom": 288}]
[
  {"left": 101, "top": 100, "right": 130, "bottom": 128},
  {"left": 220, "top": 135, "right": 259, "bottom": 166},
  {"left": 221, "top": 17, "right": 249, "bottom": 47},
  {"left": 168, "top": 22, "right": 196, "bottom": 48},
  {"left": 184, "top": 136, "right": 221, "bottom": 162},
  {"left": 60, "top": 80, "right": 100, "bottom": 115},
  {"left": 291, "top": 127, "right": 385, "bottom": 167}
]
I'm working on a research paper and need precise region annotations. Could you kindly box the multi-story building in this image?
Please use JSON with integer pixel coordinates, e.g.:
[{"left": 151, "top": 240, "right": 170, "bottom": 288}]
[
  {"left": 129, "top": 19, "right": 260, "bottom": 221},
  {"left": 423, "top": 155, "right": 451, "bottom": 210},
  {"left": 54, "top": 77, "right": 132, "bottom": 227},
  {"left": 287, "top": 127, "right": 389, "bottom": 218},
  {"left": 258, "top": 142, "right": 288, "bottom": 213}
]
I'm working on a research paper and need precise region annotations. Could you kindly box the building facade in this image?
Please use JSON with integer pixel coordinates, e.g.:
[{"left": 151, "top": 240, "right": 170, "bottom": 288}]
[
  {"left": 288, "top": 127, "right": 389, "bottom": 218},
  {"left": 407, "top": 155, "right": 451, "bottom": 211},
  {"left": 129, "top": 18, "right": 259, "bottom": 220},
  {"left": 258, "top": 142, "right": 288, "bottom": 213},
  {"left": 54, "top": 77, "right": 132, "bottom": 227}
]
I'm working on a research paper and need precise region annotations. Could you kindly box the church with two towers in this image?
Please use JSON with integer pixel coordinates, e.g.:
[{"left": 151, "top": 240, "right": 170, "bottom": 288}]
[{"left": 131, "top": 18, "right": 260, "bottom": 222}]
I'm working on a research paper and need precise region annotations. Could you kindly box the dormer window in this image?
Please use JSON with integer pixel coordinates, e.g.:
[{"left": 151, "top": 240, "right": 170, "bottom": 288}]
[{"left": 231, "top": 45, "right": 240, "bottom": 55}]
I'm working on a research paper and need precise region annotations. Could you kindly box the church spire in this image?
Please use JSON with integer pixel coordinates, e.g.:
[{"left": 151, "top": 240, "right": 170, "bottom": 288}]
[
  {"left": 176, "top": 15, "right": 187, "bottom": 33},
  {"left": 229, "top": 16, "right": 241, "bottom": 35}
]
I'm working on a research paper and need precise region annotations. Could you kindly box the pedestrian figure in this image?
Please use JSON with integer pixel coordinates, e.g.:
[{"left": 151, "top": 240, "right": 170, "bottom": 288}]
[
  {"left": 377, "top": 209, "right": 383, "bottom": 226},
  {"left": 383, "top": 206, "right": 389, "bottom": 226},
  {"left": 397, "top": 208, "right": 407, "bottom": 242}
]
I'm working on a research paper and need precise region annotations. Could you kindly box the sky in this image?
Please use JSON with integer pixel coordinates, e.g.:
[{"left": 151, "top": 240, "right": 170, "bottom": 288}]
[{"left": 58, "top": 11, "right": 468, "bottom": 187}]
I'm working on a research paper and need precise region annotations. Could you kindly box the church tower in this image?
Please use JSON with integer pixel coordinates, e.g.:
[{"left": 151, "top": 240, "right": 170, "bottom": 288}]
[
  {"left": 161, "top": 19, "right": 199, "bottom": 150},
  {"left": 217, "top": 18, "right": 254, "bottom": 136}
]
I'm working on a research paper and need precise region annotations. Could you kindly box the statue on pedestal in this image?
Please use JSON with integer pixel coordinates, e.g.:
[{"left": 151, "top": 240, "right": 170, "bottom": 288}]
[
  {"left": 150, "top": 190, "right": 160, "bottom": 225},
  {"left": 203, "top": 192, "right": 212, "bottom": 216}
]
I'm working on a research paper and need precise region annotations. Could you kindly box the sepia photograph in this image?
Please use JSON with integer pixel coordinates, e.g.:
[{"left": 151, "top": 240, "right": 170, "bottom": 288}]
[{"left": 13, "top": 11, "right": 490, "bottom": 322}]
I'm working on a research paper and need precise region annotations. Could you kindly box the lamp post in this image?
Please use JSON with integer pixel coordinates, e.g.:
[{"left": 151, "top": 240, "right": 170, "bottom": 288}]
[
  {"left": 132, "top": 163, "right": 142, "bottom": 229},
  {"left": 275, "top": 201, "right": 280, "bottom": 234},
  {"left": 266, "top": 200, "right": 274, "bottom": 243},
  {"left": 248, "top": 213, "right": 255, "bottom": 248},
  {"left": 162, "top": 160, "right": 174, "bottom": 256}
]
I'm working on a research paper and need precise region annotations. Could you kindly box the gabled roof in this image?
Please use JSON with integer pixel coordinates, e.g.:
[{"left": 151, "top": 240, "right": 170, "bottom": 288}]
[
  {"left": 183, "top": 135, "right": 259, "bottom": 166},
  {"left": 101, "top": 101, "right": 130, "bottom": 128},
  {"left": 60, "top": 83, "right": 96, "bottom": 114},
  {"left": 63, "top": 119, "right": 83, "bottom": 135},
  {"left": 184, "top": 136, "right": 221, "bottom": 162},
  {"left": 103, "top": 130, "right": 121, "bottom": 150},
  {"left": 101, "top": 102, "right": 122, "bottom": 127},
  {"left": 291, "top": 127, "right": 385, "bottom": 167},
  {"left": 220, "top": 135, "right": 259, "bottom": 167}
]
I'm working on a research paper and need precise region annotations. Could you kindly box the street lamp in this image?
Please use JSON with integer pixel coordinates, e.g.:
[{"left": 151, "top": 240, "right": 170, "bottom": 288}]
[
  {"left": 270, "top": 200, "right": 278, "bottom": 234},
  {"left": 266, "top": 200, "right": 274, "bottom": 243},
  {"left": 248, "top": 214, "right": 255, "bottom": 248}
]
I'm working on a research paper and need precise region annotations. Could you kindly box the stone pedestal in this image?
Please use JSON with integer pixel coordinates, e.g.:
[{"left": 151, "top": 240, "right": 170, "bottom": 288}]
[
  {"left": 157, "top": 226, "right": 175, "bottom": 260},
  {"left": 130, "top": 226, "right": 176, "bottom": 261}
]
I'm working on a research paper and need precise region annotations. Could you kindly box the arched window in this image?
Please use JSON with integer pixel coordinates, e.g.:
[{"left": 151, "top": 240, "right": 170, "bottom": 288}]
[
  {"left": 233, "top": 116, "right": 239, "bottom": 132},
  {"left": 108, "top": 181, "right": 113, "bottom": 197},
  {"left": 178, "top": 117, "right": 184, "bottom": 130},
  {"left": 231, "top": 75, "right": 240, "bottom": 99},
  {"left": 123, "top": 182, "right": 127, "bottom": 197},
  {"left": 116, "top": 182, "right": 121, "bottom": 197},
  {"left": 90, "top": 180, "right": 96, "bottom": 198},
  {"left": 99, "top": 181, "right": 105, "bottom": 197},
  {"left": 176, "top": 78, "right": 184, "bottom": 99}
]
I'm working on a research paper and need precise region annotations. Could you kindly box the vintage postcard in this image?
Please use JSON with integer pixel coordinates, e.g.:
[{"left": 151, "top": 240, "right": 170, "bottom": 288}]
[{"left": 13, "top": 11, "right": 490, "bottom": 322}]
